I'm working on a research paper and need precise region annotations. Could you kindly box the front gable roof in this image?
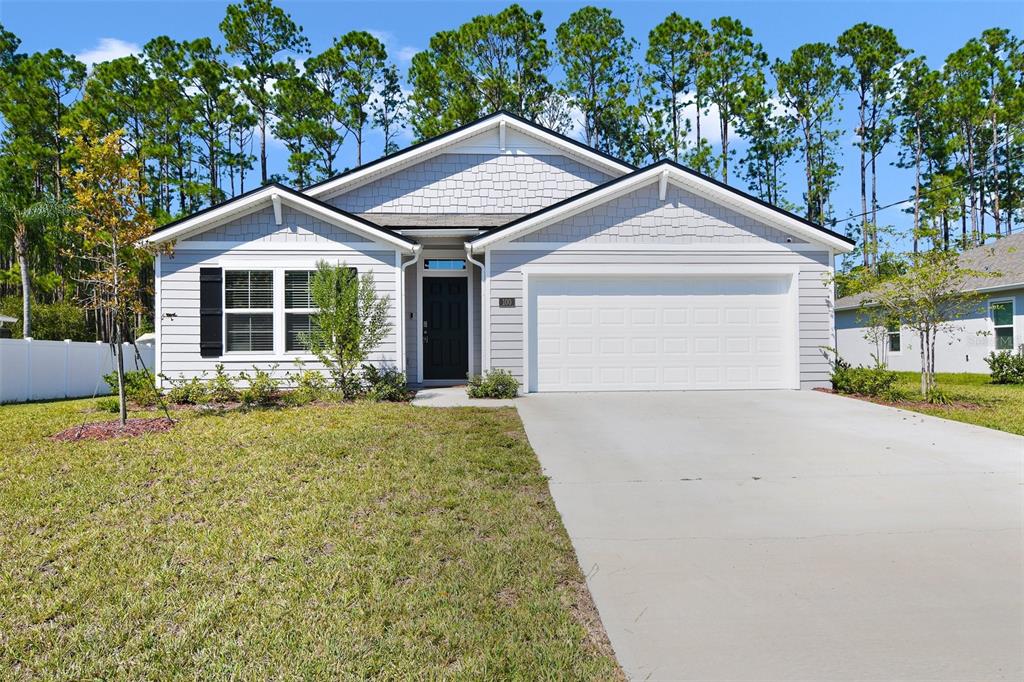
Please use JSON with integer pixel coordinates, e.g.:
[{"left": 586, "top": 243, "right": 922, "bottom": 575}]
[
  {"left": 469, "top": 160, "right": 857, "bottom": 253},
  {"left": 303, "top": 111, "right": 636, "bottom": 201},
  {"left": 142, "top": 183, "right": 416, "bottom": 251}
]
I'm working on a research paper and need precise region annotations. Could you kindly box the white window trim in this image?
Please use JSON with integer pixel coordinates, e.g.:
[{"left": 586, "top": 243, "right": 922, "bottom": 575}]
[
  {"left": 223, "top": 268, "right": 276, "bottom": 356},
  {"left": 989, "top": 298, "right": 1016, "bottom": 351},
  {"left": 416, "top": 250, "right": 474, "bottom": 383},
  {"left": 886, "top": 323, "right": 903, "bottom": 356},
  {"left": 283, "top": 269, "right": 318, "bottom": 354}
]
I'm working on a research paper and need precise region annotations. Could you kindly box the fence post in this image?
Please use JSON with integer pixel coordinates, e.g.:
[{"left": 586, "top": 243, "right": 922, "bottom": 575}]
[
  {"left": 24, "top": 337, "right": 32, "bottom": 401},
  {"left": 64, "top": 339, "right": 71, "bottom": 398}
]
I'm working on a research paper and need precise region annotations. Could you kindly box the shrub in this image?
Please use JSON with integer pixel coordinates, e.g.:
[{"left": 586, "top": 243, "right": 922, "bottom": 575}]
[
  {"left": 985, "top": 346, "right": 1024, "bottom": 385},
  {"left": 207, "top": 363, "right": 239, "bottom": 404},
  {"left": 827, "top": 350, "right": 901, "bottom": 400},
  {"left": 95, "top": 396, "right": 120, "bottom": 413},
  {"left": 466, "top": 369, "right": 520, "bottom": 399},
  {"left": 103, "top": 369, "right": 158, "bottom": 406},
  {"left": 926, "top": 386, "right": 953, "bottom": 405},
  {"left": 0, "top": 295, "right": 90, "bottom": 340},
  {"left": 162, "top": 374, "right": 209, "bottom": 405},
  {"left": 283, "top": 366, "right": 329, "bottom": 406},
  {"left": 239, "top": 366, "right": 280, "bottom": 407},
  {"left": 363, "top": 365, "right": 409, "bottom": 402}
]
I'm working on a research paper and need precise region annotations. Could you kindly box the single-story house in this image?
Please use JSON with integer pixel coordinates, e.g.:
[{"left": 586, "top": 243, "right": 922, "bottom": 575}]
[
  {"left": 144, "top": 111, "right": 855, "bottom": 393},
  {"left": 836, "top": 233, "right": 1023, "bottom": 373}
]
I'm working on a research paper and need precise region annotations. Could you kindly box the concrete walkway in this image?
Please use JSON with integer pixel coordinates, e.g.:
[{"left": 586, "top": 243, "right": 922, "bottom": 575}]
[
  {"left": 517, "top": 390, "right": 1024, "bottom": 681},
  {"left": 411, "top": 385, "right": 517, "bottom": 408}
]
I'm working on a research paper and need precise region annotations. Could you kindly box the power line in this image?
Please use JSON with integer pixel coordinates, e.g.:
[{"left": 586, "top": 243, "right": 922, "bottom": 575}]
[{"left": 829, "top": 134, "right": 1019, "bottom": 227}]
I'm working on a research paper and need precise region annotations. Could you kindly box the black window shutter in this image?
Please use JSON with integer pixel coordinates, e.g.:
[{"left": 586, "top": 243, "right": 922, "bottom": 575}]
[{"left": 199, "top": 267, "right": 223, "bottom": 357}]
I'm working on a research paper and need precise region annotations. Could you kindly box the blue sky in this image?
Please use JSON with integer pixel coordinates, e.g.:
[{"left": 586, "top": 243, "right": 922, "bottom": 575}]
[{"left": 1, "top": 0, "right": 1020, "bottom": 255}]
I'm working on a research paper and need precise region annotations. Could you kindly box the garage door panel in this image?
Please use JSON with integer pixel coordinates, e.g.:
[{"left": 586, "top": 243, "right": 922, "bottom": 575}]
[{"left": 531, "top": 275, "right": 795, "bottom": 392}]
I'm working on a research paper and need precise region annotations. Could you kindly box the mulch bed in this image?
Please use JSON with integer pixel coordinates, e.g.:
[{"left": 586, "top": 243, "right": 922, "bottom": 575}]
[
  {"left": 813, "top": 387, "right": 982, "bottom": 411},
  {"left": 51, "top": 418, "right": 176, "bottom": 442}
]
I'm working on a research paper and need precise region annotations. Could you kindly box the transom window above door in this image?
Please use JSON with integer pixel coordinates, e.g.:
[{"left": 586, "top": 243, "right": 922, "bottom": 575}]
[
  {"left": 991, "top": 300, "right": 1015, "bottom": 350},
  {"left": 424, "top": 259, "right": 466, "bottom": 271}
]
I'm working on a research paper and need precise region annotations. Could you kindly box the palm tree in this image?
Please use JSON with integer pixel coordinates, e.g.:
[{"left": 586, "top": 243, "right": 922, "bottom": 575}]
[{"left": 0, "top": 192, "right": 74, "bottom": 338}]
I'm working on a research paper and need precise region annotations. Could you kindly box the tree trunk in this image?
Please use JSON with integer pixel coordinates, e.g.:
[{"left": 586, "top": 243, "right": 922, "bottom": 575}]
[
  {"left": 115, "top": 316, "right": 127, "bottom": 425},
  {"left": 15, "top": 227, "right": 30, "bottom": 338},
  {"left": 260, "top": 110, "right": 268, "bottom": 185},
  {"left": 913, "top": 123, "right": 922, "bottom": 253}
]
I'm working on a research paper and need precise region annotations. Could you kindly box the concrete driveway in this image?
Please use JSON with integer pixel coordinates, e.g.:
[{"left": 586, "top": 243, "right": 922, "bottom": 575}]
[{"left": 517, "top": 390, "right": 1024, "bottom": 681}]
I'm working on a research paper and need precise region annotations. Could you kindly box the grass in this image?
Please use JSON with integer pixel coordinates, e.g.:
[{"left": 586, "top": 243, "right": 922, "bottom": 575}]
[
  {"left": 890, "top": 372, "right": 1024, "bottom": 435},
  {"left": 0, "top": 400, "right": 621, "bottom": 680}
]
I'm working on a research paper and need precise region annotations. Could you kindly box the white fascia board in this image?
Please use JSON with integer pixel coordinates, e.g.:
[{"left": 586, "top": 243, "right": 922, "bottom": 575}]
[
  {"left": 470, "top": 165, "right": 855, "bottom": 254},
  {"left": 142, "top": 187, "right": 415, "bottom": 253},
  {"left": 395, "top": 228, "right": 482, "bottom": 238},
  {"left": 306, "top": 114, "right": 633, "bottom": 201}
]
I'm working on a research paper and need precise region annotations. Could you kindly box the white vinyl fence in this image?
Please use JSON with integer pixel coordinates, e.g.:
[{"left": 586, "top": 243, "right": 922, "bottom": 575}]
[{"left": 0, "top": 338, "right": 155, "bottom": 404}]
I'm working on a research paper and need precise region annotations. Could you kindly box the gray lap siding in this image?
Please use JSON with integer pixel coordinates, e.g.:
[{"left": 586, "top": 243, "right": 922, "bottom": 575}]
[
  {"left": 158, "top": 247, "right": 400, "bottom": 383},
  {"left": 485, "top": 249, "right": 834, "bottom": 390}
]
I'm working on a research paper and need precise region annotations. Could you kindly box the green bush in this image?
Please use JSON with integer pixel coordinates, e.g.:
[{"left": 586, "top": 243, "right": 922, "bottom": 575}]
[
  {"left": 95, "top": 396, "right": 120, "bottom": 413},
  {"left": 103, "top": 369, "right": 158, "bottom": 406},
  {"left": 828, "top": 352, "right": 902, "bottom": 400},
  {"left": 207, "top": 364, "right": 240, "bottom": 404},
  {"left": 362, "top": 365, "right": 410, "bottom": 402},
  {"left": 926, "top": 386, "right": 953, "bottom": 405},
  {"left": 0, "top": 295, "right": 90, "bottom": 340},
  {"left": 161, "top": 374, "right": 209, "bottom": 405},
  {"left": 985, "top": 346, "right": 1024, "bottom": 384},
  {"left": 283, "top": 366, "right": 329, "bottom": 406},
  {"left": 466, "top": 369, "right": 520, "bottom": 399},
  {"left": 239, "top": 366, "right": 280, "bottom": 407}
]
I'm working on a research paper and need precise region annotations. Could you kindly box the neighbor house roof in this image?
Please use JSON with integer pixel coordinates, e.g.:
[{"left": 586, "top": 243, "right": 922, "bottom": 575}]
[
  {"left": 835, "top": 233, "right": 1024, "bottom": 311},
  {"left": 469, "top": 160, "right": 857, "bottom": 253}
]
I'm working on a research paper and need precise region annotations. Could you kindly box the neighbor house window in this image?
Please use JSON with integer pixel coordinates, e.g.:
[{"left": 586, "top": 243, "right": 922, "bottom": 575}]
[
  {"left": 225, "top": 270, "right": 273, "bottom": 352},
  {"left": 285, "top": 270, "right": 316, "bottom": 352},
  {"left": 991, "top": 300, "right": 1015, "bottom": 350},
  {"left": 886, "top": 321, "right": 901, "bottom": 353}
]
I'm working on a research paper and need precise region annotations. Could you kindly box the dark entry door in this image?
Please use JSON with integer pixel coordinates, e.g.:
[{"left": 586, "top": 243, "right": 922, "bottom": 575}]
[{"left": 423, "top": 277, "right": 468, "bottom": 380}]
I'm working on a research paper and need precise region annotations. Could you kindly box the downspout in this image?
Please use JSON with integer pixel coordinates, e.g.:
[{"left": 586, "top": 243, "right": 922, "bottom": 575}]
[
  {"left": 399, "top": 244, "right": 422, "bottom": 375},
  {"left": 465, "top": 242, "right": 486, "bottom": 374}
]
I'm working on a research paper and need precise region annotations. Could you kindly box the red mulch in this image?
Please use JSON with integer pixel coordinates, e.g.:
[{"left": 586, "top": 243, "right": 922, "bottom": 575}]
[{"left": 51, "top": 418, "right": 176, "bottom": 442}]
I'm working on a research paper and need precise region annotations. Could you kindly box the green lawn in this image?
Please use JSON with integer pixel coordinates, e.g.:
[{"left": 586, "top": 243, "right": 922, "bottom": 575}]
[
  {"left": 0, "top": 400, "right": 621, "bottom": 680},
  {"left": 891, "top": 372, "right": 1024, "bottom": 436}
]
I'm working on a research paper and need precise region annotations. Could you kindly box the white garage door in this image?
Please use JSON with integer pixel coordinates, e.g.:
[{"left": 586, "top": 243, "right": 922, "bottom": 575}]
[{"left": 530, "top": 275, "right": 796, "bottom": 392}]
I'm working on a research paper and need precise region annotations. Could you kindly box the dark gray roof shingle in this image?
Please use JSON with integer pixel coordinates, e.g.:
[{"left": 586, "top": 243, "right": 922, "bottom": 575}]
[{"left": 835, "top": 233, "right": 1024, "bottom": 310}]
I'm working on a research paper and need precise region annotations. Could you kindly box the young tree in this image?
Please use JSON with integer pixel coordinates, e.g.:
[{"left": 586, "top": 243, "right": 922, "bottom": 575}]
[
  {"left": 837, "top": 23, "right": 910, "bottom": 269},
  {"left": 555, "top": 6, "right": 635, "bottom": 152},
  {"left": 306, "top": 260, "right": 392, "bottom": 397},
  {"left": 64, "top": 123, "right": 156, "bottom": 424},
  {"left": 774, "top": 42, "right": 843, "bottom": 224},
  {"left": 850, "top": 249, "right": 987, "bottom": 396},
  {"left": 220, "top": 0, "right": 309, "bottom": 185},
  {"left": 704, "top": 16, "right": 766, "bottom": 183},
  {"left": 371, "top": 63, "right": 407, "bottom": 155},
  {"left": 408, "top": 4, "right": 552, "bottom": 139}
]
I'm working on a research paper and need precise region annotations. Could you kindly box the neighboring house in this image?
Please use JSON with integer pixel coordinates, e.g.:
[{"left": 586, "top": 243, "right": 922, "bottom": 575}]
[
  {"left": 836, "top": 234, "right": 1024, "bottom": 373},
  {"left": 143, "top": 112, "right": 855, "bottom": 393}
]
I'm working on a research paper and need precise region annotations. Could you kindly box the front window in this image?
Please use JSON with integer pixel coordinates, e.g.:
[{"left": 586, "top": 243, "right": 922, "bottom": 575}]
[
  {"left": 886, "top": 321, "right": 901, "bottom": 353},
  {"left": 991, "top": 301, "right": 1015, "bottom": 350},
  {"left": 285, "top": 270, "right": 316, "bottom": 352},
  {"left": 225, "top": 270, "right": 273, "bottom": 352}
]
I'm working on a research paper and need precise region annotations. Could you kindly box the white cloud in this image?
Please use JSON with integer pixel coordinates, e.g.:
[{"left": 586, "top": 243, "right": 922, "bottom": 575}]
[
  {"left": 77, "top": 37, "right": 140, "bottom": 69},
  {"left": 675, "top": 92, "right": 723, "bottom": 147},
  {"left": 368, "top": 29, "right": 418, "bottom": 64}
]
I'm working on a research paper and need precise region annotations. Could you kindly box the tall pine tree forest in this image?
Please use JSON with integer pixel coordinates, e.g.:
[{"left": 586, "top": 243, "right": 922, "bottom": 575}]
[{"left": 0, "top": 2, "right": 1020, "bottom": 340}]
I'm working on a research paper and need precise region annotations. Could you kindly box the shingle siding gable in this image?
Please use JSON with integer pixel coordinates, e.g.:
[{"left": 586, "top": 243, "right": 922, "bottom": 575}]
[
  {"left": 190, "top": 205, "right": 370, "bottom": 243},
  {"left": 512, "top": 183, "right": 807, "bottom": 245},
  {"left": 326, "top": 153, "right": 614, "bottom": 214}
]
